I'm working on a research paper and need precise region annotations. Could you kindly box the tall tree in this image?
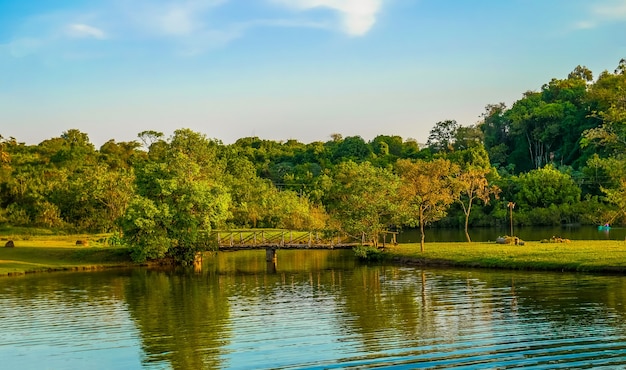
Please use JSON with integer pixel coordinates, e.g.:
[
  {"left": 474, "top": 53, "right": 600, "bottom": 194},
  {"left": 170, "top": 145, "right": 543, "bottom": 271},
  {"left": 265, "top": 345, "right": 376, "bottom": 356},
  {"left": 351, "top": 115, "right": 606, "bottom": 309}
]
[
  {"left": 427, "top": 120, "right": 459, "bottom": 153},
  {"left": 582, "top": 61, "right": 626, "bottom": 155},
  {"left": 455, "top": 167, "right": 500, "bottom": 242},
  {"left": 479, "top": 103, "right": 511, "bottom": 170},
  {"left": 324, "top": 161, "right": 398, "bottom": 244},
  {"left": 119, "top": 129, "right": 231, "bottom": 264},
  {"left": 396, "top": 158, "right": 459, "bottom": 251}
]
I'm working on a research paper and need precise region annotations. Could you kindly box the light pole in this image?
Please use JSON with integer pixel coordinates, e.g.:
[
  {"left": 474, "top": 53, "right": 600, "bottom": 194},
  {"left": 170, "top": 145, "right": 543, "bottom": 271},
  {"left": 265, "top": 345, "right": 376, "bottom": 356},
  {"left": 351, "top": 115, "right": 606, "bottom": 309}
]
[{"left": 508, "top": 202, "right": 515, "bottom": 236}]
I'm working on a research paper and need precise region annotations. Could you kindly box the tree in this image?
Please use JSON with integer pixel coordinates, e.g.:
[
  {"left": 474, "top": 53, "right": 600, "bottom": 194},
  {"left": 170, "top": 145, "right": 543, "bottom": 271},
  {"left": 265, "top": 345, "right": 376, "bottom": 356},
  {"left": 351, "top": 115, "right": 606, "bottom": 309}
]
[
  {"left": 479, "top": 103, "right": 511, "bottom": 169},
  {"left": 585, "top": 156, "right": 626, "bottom": 224},
  {"left": 332, "top": 136, "right": 372, "bottom": 163},
  {"left": 50, "top": 129, "right": 97, "bottom": 169},
  {"left": 0, "top": 135, "right": 10, "bottom": 168},
  {"left": 515, "top": 165, "right": 581, "bottom": 208},
  {"left": 602, "top": 179, "right": 626, "bottom": 224},
  {"left": 99, "top": 139, "right": 144, "bottom": 169},
  {"left": 455, "top": 167, "right": 500, "bottom": 242},
  {"left": 265, "top": 189, "right": 328, "bottom": 230},
  {"left": 427, "top": 120, "right": 459, "bottom": 153},
  {"left": 119, "top": 129, "right": 231, "bottom": 264},
  {"left": 582, "top": 62, "right": 626, "bottom": 155},
  {"left": 396, "top": 158, "right": 459, "bottom": 251},
  {"left": 452, "top": 125, "right": 484, "bottom": 151},
  {"left": 138, "top": 130, "right": 164, "bottom": 150},
  {"left": 324, "top": 161, "right": 398, "bottom": 244},
  {"left": 568, "top": 65, "right": 593, "bottom": 82}
]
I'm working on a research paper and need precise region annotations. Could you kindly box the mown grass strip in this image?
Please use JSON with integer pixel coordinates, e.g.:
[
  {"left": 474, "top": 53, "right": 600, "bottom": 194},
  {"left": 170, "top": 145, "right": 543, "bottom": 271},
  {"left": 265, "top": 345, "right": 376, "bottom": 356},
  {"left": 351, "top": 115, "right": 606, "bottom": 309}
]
[
  {"left": 383, "top": 240, "right": 626, "bottom": 273},
  {"left": 0, "top": 237, "right": 133, "bottom": 276}
]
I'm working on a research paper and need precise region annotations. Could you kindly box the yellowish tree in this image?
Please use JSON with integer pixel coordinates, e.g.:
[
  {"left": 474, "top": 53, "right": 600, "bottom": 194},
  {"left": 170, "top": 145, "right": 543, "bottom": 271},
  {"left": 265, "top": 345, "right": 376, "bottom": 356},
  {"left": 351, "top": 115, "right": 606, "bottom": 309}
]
[
  {"left": 396, "top": 158, "right": 459, "bottom": 252},
  {"left": 456, "top": 167, "right": 500, "bottom": 242}
]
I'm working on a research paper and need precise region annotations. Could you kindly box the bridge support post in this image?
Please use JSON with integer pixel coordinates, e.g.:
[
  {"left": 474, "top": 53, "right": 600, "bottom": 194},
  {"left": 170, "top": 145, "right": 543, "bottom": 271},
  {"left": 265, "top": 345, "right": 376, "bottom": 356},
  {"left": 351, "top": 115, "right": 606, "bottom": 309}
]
[
  {"left": 193, "top": 252, "right": 203, "bottom": 272},
  {"left": 266, "top": 248, "right": 277, "bottom": 263}
]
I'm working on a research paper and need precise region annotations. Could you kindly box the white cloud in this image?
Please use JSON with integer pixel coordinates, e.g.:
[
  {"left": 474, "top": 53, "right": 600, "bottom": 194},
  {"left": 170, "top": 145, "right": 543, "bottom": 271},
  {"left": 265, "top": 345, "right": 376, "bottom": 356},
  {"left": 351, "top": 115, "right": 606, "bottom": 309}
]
[
  {"left": 121, "top": 0, "right": 229, "bottom": 37},
  {"left": 578, "top": 0, "right": 626, "bottom": 29},
  {"left": 5, "top": 37, "right": 43, "bottom": 58},
  {"left": 274, "top": 0, "right": 383, "bottom": 36},
  {"left": 593, "top": 0, "right": 626, "bottom": 19},
  {"left": 66, "top": 23, "right": 107, "bottom": 39},
  {"left": 574, "top": 20, "right": 596, "bottom": 30}
]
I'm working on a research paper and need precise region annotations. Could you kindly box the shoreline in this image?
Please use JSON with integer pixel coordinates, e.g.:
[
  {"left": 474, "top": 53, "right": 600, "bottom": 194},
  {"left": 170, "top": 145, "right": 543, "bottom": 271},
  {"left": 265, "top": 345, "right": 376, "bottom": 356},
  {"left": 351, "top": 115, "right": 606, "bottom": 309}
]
[{"left": 3, "top": 239, "right": 626, "bottom": 277}]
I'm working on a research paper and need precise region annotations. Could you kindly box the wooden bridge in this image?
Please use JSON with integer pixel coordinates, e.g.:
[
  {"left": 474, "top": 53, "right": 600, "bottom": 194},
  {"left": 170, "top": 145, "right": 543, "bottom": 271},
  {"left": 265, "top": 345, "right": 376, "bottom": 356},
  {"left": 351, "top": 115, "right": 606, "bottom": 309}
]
[{"left": 212, "top": 230, "right": 397, "bottom": 262}]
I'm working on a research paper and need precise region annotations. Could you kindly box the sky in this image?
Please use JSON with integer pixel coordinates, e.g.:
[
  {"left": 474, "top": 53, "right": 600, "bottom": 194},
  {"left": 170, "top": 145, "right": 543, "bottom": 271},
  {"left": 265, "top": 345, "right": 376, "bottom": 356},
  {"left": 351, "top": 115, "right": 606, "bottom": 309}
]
[{"left": 1, "top": 0, "right": 625, "bottom": 147}]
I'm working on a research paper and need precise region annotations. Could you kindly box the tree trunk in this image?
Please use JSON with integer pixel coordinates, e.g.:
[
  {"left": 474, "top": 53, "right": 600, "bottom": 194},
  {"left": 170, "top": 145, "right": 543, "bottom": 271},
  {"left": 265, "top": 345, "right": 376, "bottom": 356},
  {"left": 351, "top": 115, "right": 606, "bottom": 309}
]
[
  {"left": 419, "top": 207, "right": 425, "bottom": 252},
  {"left": 464, "top": 200, "right": 472, "bottom": 243},
  {"left": 464, "top": 213, "right": 471, "bottom": 243}
]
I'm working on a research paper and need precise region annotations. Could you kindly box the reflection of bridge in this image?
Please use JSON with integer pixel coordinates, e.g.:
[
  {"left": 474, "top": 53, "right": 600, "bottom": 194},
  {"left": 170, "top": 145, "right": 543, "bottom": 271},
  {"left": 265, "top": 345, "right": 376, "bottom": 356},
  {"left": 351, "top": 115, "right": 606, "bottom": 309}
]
[{"left": 213, "top": 230, "right": 397, "bottom": 262}]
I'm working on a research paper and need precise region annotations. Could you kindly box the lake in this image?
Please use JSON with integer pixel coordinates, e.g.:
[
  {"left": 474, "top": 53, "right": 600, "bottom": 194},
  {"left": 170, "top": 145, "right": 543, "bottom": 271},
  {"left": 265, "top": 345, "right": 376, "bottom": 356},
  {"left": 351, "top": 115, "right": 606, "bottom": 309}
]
[{"left": 2, "top": 249, "right": 626, "bottom": 369}]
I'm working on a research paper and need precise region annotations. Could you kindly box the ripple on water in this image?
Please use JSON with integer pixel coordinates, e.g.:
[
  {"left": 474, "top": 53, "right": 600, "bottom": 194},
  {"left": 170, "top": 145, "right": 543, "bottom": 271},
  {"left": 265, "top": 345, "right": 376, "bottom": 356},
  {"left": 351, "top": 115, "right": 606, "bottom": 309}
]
[{"left": 3, "top": 267, "right": 626, "bottom": 369}]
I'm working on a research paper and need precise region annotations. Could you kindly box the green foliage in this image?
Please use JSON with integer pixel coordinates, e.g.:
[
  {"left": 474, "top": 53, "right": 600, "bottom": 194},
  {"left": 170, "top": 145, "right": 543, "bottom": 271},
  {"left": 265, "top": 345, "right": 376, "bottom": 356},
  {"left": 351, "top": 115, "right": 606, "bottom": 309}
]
[
  {"left": 324, "top": 161, "right": 398, "bottom": 243},
  {"left": 515, "top": 165, "right": 581, "bottom": 208},
  {"left": 119, "top": 129, "right": 231, "bottom": 264},
  {"left": 353, "top": 245, "right": 384, "bottom": 261},
  {"left": 427, "top": 120, "right": 459, "bottom": 153}
]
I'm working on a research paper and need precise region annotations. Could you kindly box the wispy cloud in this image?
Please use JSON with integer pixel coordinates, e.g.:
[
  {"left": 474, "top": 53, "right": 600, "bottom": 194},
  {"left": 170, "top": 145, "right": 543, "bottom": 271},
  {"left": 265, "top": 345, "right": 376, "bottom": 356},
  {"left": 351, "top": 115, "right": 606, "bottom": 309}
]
[
  {"left": 5, "top": 37, "right": 43, "bottom": 58},
  {"left": 66, "top": 23, "right": 107, "bottom": 39},
  {"left": 594, "top": 0, "right": 626, "bottom": 19},
  {"left": 1, "top": 0, "right": 384, "bottom": 60},
  {"left": 118, "top": 0, "right": 226, "bottom": 37},
  {"left": 272, "top": 0, "right": 384, "bottom": 36},
  {"left": 577, "top": 0, "right": 626, "bottom": 29}
]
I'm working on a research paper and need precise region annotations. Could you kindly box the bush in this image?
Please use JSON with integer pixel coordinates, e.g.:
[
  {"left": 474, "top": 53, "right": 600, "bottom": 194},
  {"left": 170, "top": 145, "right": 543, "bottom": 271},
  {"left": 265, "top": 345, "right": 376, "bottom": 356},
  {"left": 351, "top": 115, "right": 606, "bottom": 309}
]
[{"left": 353, "top": 245, "right": 384, "bottom": 261}]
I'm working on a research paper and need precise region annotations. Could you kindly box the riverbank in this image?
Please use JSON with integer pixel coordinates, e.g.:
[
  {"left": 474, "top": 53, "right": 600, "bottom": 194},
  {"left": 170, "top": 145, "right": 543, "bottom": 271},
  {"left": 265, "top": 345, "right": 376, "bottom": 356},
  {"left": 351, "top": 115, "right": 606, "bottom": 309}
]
[
  {"left": 4, "top": 234, "right": 626, "bottom": 276},
  {"left": 0, "top": 235, "right": 134, "bottom": 276},
  {"left": 383, "top": 240, "right": 626, "bottom": 273}
]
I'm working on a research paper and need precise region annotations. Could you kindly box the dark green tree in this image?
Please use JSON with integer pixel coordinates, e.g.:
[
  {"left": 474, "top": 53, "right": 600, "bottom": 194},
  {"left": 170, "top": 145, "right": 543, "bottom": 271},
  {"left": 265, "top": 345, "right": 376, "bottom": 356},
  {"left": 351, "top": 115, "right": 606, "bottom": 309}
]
[{"left": 119, "top": 129, "right": 231, "bottom": 264}]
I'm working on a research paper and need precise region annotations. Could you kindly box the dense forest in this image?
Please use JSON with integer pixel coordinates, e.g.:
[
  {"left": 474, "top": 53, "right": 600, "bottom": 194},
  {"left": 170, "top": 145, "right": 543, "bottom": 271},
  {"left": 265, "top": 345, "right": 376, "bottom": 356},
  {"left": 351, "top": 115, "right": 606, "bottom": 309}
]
[{"left": 1, "top": 60, "right": 625, "bottom": 262}]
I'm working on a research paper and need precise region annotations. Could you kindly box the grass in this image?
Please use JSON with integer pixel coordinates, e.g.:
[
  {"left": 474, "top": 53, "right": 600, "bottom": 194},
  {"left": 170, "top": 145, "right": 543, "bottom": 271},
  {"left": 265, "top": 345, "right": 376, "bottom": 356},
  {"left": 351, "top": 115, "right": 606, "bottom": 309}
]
[
  {"left": 383, "top": 240, "right": 626, "bottom": 273},
  {"left": 0, "top": 234, "right": 134, "bottom": 276}
]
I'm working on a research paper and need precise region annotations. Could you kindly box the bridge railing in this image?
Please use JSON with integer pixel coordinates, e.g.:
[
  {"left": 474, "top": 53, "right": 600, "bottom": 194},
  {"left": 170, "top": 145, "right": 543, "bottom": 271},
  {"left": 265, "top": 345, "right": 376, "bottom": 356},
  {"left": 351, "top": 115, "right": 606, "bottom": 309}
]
[
  {"left": 208, "top": 230, "right": 398, "bottom": 249},
  {"left": 213, "top": 230, "right": 363, "bottom": 248}
]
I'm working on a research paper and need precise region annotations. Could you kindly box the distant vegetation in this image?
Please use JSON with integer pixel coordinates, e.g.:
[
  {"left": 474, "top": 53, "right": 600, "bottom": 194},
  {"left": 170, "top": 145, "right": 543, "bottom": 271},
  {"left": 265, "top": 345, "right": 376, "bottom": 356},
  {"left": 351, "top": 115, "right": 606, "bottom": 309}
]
[{"left": 1, "top": 59, "right": 625, "bottom": 264}]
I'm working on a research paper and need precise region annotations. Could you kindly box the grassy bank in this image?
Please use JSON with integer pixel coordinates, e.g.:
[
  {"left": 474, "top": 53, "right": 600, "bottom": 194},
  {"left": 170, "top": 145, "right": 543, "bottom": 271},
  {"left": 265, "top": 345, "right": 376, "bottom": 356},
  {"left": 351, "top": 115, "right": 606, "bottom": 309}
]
[
  {"left": 3, "top": 231, "right": 626, "bottom": 276},
  {"left": 0, "top": 234, "right": 134, "bottom": 276},
  {"left": 383, "top": 240, "right": 626, "bottom": 273}
]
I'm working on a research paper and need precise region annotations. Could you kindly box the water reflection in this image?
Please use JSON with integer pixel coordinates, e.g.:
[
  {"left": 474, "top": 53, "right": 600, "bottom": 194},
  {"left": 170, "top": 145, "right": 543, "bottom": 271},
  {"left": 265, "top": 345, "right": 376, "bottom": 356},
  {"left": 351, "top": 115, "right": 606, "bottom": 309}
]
[
  {"left": 0, "top": 271, "right": 143, "bottom": 369},
  {"left": 2, "top": 251, "right": 626, "bottom": 368}
]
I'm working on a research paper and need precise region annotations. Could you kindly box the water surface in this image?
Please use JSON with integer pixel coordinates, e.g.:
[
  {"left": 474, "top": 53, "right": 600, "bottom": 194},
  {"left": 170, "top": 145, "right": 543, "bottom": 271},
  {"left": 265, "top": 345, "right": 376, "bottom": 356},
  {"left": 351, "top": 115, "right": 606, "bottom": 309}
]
[{"left": 2, "top": 250, "right": 626, "bottom": 369}]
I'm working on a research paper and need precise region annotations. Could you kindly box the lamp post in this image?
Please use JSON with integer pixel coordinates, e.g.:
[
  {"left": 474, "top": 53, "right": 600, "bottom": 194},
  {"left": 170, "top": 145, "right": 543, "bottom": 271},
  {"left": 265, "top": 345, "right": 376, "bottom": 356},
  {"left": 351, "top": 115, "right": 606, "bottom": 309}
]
[{"left": 508, "top": 202, "right": 515, "bottom": 236}]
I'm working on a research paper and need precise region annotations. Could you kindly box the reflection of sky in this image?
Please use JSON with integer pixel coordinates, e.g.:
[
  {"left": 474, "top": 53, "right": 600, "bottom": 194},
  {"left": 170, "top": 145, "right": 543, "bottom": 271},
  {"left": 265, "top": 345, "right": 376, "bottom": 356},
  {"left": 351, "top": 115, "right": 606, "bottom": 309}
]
[
  {"left": 3, "top": 265, "right": 626, "bottom": 368},
  {"left": 0, "top": 290, "right": 145, "bottom": 369},
  {"left": 222, "top": 282, "right": 363, "bottom": 369}
]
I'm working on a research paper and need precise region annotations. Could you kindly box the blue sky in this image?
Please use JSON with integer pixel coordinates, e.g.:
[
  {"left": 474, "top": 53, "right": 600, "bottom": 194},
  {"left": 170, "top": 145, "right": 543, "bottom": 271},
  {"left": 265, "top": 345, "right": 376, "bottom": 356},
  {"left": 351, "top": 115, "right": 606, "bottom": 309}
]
[{"left": 1, "top": 0, "right": 625, "bottom": 147}]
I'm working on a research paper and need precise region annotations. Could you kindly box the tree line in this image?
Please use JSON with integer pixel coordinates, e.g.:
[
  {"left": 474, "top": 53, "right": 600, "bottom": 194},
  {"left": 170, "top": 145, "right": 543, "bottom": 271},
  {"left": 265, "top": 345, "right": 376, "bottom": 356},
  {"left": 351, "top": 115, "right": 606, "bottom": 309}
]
[{"left": 1, "top": 59, "right": 625, "bottom": 263}]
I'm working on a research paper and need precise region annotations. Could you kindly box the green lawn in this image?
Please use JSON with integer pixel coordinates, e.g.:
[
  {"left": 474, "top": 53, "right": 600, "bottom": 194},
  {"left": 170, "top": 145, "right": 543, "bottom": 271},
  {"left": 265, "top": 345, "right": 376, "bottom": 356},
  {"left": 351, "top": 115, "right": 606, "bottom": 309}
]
[
  {"left": 0, "top": 234, "right": 133, "bottom": 276},
  {"left": 384, "top": 240, "right": 626, "bottom": 273}
]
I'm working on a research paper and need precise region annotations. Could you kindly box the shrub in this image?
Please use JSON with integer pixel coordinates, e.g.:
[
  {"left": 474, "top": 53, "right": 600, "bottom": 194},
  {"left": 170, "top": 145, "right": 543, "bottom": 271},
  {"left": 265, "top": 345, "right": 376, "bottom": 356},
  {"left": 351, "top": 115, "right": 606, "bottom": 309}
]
[{"left": 353, "top": 245, "right": 384, "bottom": 261}]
